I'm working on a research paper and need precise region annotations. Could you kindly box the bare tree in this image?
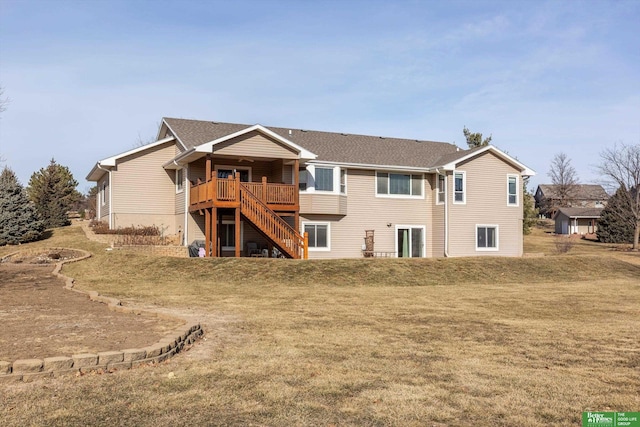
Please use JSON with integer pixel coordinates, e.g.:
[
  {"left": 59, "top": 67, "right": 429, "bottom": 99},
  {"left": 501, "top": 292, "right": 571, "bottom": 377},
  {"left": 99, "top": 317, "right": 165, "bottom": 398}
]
[
  {"left": 463, "top": 126, "right": 492, "bottom": 148},
  {"left": 548, "top": 152, "right": 579, "bottom": 209},
  {"left": 597, "top": 143, "right": 640, "bottom": 250},
  {"left": 0, "top": 85, "right": 8, "bottom": 114}
]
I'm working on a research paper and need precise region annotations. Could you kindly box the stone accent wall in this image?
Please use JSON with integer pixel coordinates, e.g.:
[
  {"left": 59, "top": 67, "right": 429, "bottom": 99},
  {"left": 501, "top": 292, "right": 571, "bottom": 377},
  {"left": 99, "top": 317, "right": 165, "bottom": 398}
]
[
  {"left": 80, "top": 221, "right": 188, "bottom": 258},
  {"left": 113, "top": 245, "right": 188, "bottom": 257}
]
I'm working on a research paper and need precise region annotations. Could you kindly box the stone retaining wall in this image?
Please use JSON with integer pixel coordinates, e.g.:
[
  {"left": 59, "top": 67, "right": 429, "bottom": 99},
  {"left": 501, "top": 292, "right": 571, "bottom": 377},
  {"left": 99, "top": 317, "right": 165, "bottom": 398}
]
[
  {"left": 113, "top": 245, "right": 188, "bottom": 257},
  {"left": 80, "top": 221, "right": 188, "bottom": 258},
  {"left": 0, "top": 248, "right": 203, "bottom": 382}
]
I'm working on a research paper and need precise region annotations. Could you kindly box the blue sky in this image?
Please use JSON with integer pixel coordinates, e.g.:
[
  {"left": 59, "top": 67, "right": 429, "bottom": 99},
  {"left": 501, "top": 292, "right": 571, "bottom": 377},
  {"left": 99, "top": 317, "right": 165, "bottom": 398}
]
[{"left": 1, "top": 0, "right": 638, "bottom": 193}]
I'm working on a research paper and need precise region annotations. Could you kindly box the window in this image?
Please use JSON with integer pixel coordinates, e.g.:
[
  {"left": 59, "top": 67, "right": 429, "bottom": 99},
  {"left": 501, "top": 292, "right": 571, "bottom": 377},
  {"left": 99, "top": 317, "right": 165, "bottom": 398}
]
[
  {"left": 454, "top": 171, "right": 465, "bottom": 203},
  {"left": 101, "top": 182, "right": 106, "bottom": 206},
  {"left": 315, "top": 167, "right": 334, "bottom": 192},
  {"left": 396, "top": 226, "right": 425, "bottom": 258},
  {"left": 376, "top": 172, "right": 423, "bottom": 197},
  {"left": 437, "top": 174, "right": 445, "bottom": 204},
  {"left": 476, "top": 225, "right": 498, "bottom": 251},
  {"left": 299, "top": 170, "right": 308, "bottom": 191},
  {"left": 507, "top": 175, "right": 518, "bottom": 206},
  {"left": 219, "top": 221, "right": 243, "bottom": 251},
  {"left": 340, "top": 169, "right": 347, "bottom": 194},
  {"left": 215, "top": 166, "right": 250, "bottom": 182},
  {"left": 303, "top": 223, "right": 330, "bottom": 250},
  {"left": 176, "top": 168, "right": 184, "bottom": 193}
]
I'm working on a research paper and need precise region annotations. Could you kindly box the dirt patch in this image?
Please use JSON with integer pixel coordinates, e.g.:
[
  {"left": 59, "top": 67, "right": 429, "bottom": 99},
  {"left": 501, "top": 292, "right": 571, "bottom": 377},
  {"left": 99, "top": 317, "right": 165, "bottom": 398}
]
[
  {"left": 0, "top": 260, "right": 184, "bottom": 362},
  {"left": 1, "top": 248, "right": 86, "bottom": 265}
]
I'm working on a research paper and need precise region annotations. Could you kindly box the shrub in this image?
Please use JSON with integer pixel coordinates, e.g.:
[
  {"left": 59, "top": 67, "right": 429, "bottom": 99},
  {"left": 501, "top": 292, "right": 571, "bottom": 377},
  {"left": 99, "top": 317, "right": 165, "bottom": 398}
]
[
  {"left": 89, "top": 221, "right": 169, "bottom": 246},
  {"left": 554, "top": 235, "right": 576, "bottom": 254}
]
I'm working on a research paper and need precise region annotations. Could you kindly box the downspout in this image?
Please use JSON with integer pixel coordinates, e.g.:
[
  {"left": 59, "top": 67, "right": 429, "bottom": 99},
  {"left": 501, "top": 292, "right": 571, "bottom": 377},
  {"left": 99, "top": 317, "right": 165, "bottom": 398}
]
[
  {"left": 436, "top": 168, "right": 449, "bottom": 257},
  {"left": 108, "top": 169, "right": 113, "bottom": 229},
  {"left": 184, "top": 164, "right": 189, "bottom": 246}
]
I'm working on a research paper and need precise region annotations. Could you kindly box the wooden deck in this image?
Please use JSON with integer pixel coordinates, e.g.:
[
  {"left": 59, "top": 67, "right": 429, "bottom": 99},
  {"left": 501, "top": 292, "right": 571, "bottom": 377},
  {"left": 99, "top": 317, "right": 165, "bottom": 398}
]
[
  {"left": 189, "top": 177, "right": 298, "bottom": 211},
  {"left": 189, "top": 175, "right": 307, "bottom": 259}
]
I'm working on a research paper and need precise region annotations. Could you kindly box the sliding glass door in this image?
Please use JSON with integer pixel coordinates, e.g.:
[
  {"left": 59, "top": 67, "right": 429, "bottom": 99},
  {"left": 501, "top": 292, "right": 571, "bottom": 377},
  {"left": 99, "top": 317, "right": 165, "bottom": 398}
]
[{"left": 396, "top": 226, "right": 425, "bottom": 258}]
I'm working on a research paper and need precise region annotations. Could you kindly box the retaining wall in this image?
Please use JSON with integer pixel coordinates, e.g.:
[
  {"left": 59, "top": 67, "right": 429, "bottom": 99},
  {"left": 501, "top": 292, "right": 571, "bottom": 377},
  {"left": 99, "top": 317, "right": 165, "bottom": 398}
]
[{"left": 0, "top": 248, "right": 203, "bottom": 382}]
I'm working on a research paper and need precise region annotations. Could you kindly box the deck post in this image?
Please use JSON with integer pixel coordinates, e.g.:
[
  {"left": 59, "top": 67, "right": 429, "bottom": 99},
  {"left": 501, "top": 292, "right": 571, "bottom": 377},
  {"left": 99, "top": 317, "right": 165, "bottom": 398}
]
[
  {"left": 262, "top": 176, "right": 267, "bottom": 202},
  {"left": 303, "top": 232, "right": 309, "bottom": 260},
  {"left": 211, "top": 207, "right": 218, "bottom": 257},
  {"left": 205, "top": 154, "right": 212, "bottom": 181},
  {"left": 205, "top": 209, "right": 211, "bottom": 257},
  {"left": 235, "top": 207, "right": 241, "bottom": 258},
  {"left": 294, "top": 159, "right": 300, "bottom": 231}
]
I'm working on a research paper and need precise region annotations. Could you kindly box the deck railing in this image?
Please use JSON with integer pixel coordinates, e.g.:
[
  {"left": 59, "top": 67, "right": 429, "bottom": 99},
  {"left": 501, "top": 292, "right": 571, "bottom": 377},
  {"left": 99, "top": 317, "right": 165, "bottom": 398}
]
[
  {"left": 240, "top": 183, "right": 307, "bottom": 259},
  {"left": 190, "top": 176, "right": 297, "bottom": 207}
]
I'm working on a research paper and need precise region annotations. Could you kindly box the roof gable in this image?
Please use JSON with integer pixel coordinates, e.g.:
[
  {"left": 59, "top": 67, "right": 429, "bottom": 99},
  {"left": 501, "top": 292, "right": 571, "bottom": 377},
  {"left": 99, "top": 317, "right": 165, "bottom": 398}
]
[
  {"left": 86, "top": 136, "right": 175, "bottom": 181},
  {"left": 436, "top": 145, "right": 536, "bottom": 175}
]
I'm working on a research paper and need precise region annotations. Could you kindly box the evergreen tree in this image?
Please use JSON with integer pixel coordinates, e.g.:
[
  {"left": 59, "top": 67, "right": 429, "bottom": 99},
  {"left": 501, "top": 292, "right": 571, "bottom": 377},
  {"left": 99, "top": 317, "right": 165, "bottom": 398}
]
[
  {"left": 463, "top": 126, "right": 492, "bottom": 148},
  {"left": 27, "top": 159, "right": 81, "bottom": 228},
  {"left": 522, "top": 180, "right": 538, "bottom": 235},
  {"left": 0, "top": 167, "right": 44, "bottom": 245},
  {"left": 597, "top": 186, "right": 635, "bottom": 243}
]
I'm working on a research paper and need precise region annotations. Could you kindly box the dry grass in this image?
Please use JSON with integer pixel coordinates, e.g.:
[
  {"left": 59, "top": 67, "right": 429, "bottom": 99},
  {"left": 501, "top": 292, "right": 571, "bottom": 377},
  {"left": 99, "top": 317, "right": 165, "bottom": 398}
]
[{"left": 1, "top": 222, "right": 639, "bottom": 426}]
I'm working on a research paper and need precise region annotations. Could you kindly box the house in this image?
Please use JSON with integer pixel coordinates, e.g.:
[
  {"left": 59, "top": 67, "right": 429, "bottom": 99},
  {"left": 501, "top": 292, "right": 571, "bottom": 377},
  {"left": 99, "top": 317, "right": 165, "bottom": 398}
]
[
  {"left": 535, "top": 184, "right": 608, "bottom": 218},
  {"left": 86, "top": 117, "right": 535, "bottom": 259},
  {"left": 554, "top": 207, "right": 603, "bottom": 235}
]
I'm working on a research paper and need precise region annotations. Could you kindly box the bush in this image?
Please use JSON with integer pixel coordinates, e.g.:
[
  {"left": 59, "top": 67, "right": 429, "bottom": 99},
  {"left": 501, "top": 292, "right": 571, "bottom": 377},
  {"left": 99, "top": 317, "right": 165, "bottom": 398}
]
[
  {"left": 89, "top": 221, "right": 170, "bottom": 246},
  {"left": 554, "top": 235, "right": 576, "bottom": 254}
]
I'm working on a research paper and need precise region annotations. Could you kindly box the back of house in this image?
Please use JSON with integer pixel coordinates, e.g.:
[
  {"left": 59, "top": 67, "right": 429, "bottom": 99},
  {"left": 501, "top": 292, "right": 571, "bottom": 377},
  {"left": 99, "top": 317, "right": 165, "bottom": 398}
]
[{"left": 87, "top": 117, "right": 535, "bottom": 259}]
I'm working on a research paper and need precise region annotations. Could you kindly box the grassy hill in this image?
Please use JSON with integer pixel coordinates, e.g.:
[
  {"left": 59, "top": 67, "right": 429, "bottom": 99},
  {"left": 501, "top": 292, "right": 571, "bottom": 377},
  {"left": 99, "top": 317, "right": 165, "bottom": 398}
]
[{"left": 1, "top": 223, "right": 638, "bottom": 426}]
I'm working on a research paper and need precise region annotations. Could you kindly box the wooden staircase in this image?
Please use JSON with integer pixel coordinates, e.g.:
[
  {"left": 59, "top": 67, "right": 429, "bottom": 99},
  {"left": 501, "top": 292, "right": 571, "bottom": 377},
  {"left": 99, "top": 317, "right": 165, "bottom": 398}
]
[{"left": 240, "top": 183, "right": 308, "bottom": 259}]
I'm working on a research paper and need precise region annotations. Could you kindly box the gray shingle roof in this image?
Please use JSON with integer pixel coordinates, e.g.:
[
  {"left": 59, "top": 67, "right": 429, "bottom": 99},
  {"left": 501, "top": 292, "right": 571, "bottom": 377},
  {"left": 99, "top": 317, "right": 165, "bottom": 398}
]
[
  {"left": 163, "top": 117, "right": 462, "bottom": 169},
  {"left": 555, "top": 207, "right": 604, "bottom": 218},
  {"left": 538, "top": 184, "right": 609, "bottom": 200}
]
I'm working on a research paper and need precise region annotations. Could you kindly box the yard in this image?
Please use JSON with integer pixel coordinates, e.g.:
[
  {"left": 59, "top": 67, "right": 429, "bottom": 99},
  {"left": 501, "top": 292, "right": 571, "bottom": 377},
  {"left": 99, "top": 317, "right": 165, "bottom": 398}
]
[{"left": 1, "top": 223, "right": 639, "bottom": 426}]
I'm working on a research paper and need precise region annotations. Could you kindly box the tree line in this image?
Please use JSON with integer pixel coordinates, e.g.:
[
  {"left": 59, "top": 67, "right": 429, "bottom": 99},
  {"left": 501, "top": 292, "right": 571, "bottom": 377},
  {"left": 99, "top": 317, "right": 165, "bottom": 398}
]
[
  {"left": 0, "top": 159, "right": 91, "bottom": 245},
  {"left": 546, "top": 144, "right": 640, "bottom": 249}
]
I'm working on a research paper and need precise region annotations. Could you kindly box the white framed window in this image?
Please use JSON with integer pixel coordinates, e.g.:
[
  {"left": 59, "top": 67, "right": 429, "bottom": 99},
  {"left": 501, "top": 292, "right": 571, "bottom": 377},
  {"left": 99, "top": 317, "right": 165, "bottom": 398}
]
[
  {"left": 340, "top": 169, "right": 347, "bottom": 194},
  {"left": 300, "top": 165, "right": 341, "bottom": 194},
  {"left": 215, "top": 165, "right": 251, "bottom": 182},
  {"left": 101, "top": 181, "right": 106, "bottom": 206},
  {"left": 507, "top": 174, "right": 518, "bottom": 206},
  {"left": 219, "top": 220, "right": 243, "bottom": 251},
  {"left": 376, "top": 172, "right": 423, "bottom": 198},
  {"left": 476, "top": 225, "right": 499, "bottom": 251},
  {"left": 437, "top": 174, "right": 446, "bottom": 204},
  {"left": 453, "top": 171, "right": 465, "bottom": 204},
  {"left": 315, "top": 167, "right": 334, "bottom": 192},
  {"left": 302, "top": 222, "right": 330, "bottom": 251},
  {"left": 176, "top": 168, "right": 184, "bottom": 193},
  {"left": 395, "top": 225, "right": 426, "bottom": 258}
]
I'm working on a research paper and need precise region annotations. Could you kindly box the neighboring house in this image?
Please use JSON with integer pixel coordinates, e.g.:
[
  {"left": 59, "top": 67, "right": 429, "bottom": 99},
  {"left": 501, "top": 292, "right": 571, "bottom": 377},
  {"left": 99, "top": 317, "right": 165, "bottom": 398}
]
[
  {"left": 87, "top": 117, "right": 535, "bottom": 259},
  {"left": 535, "top": 184, "right": 608, "bottom": 217},
  {"left": 554, "top": 207, "right": 603, "bottom": 235}
]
